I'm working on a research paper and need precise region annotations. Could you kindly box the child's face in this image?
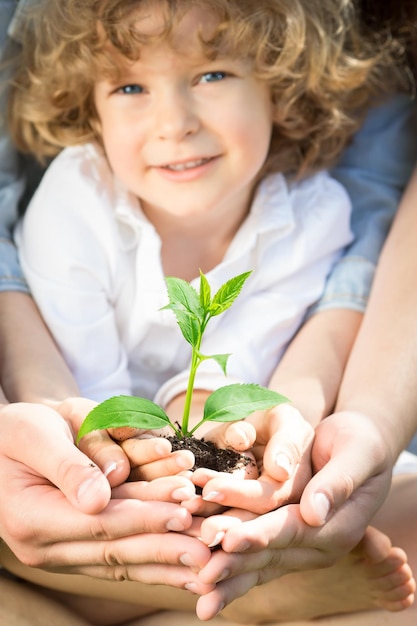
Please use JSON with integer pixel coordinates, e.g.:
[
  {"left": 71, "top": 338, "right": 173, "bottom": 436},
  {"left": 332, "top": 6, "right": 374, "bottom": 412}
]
[{"left": 94, "top": 5, "right": 273, "bottom": 226}]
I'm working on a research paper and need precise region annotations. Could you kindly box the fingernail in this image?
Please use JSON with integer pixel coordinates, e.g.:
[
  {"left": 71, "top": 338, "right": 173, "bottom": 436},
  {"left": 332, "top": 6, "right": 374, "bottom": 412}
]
[
  {"left": 202, "top": 491, "right": 224, "bottom": 503},
  {"left": 275, "top": 452, "right": 293, "bottom": 476},
  {"left": 184, "top": 582, "right": 199, "bottom": 594},
  {"left": 166, "top": 517, "right": 186, "bottom": 532},
  {"left": 175, "top": 452, "right": 194, "bottom": 469},
  {"left": 313, "top": 492, "right": 331, "bottom": 525},
  {"left": 172, "top": 486, "right": 195, "bottom": 501},
  {"left": 229, "top": 425, "right": 251, "bottom": 448},
  {"left": 103, "top": 461, "right": 118, "bottom": 477},
  {"left": 77, "top": 477, "right": 100, "bottom": 505},
  {"left": 216, "top": 568, "right": 231, "bottom": 582},
  {"left": 180, "top": 553, "right": 199, "bottom": 569},
  {"left": 208, "top": 531, "right": 225, "bottom": 548},
  {"left": 155, "top": 439, "right": 171, "bottom": 455}
]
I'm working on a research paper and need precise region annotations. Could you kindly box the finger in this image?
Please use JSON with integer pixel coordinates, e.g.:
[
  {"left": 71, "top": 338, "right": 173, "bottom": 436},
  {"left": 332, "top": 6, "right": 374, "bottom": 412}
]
[
  {"left": 57, "top": 396, "right": 98, "bottom": 433},
  {"left": 78, "top": 429, "right": 131, "bottom": 487},
  {"left": 1, "top": 470, "right": 193, "bottom": 552},
  {"left": 0, "top": 537, "right": 213, "bottom": 593},
  {"left": 300, "top": 415, "right": 392, "bottom": 526},
  {"left": 0, "top": 403, "right": 112, "bottom": 514},
  {"left": 197, "top": 507, "right": 346, "bottom": 589},
  {"left": 199, "top": 509, "right": 256, "bottom": 547},
  {"left": 120, "top": 436, "right": 172, "bottom": 463},
  {"left": 219, "top": 496, "right": 384, "bottom": 568},
  {"left": 199, "top": 541, "right": 326, "bottom": 585},
  {"left": 112, "top": 475, "right": 196, "bottom": 502},
  {"left": 217, "top": 504, "right": 330, "bottom": 555},
  {"left": 59, "top": 397, "right": 131, "bottom": 487},
  {"left": 200, "top": 475, "right": 287, "bottom": 513},
  {"left": 122, "top": 437, "right": 195, "bottom": 480},
  {"left": 196, "top": 571, "right": 260, "bottom": 620},
  {"left": 260, "top": 404, "right": 314, "bottom": 481},
  {"left": 180, "top": 494, "right": 229, "bottom": 517},
  {"left": 300, "top": 464, "right": 391, "bottom": 528},
  {"left": 74, "top": 563, "right": 215, "bottom": 594},
  {"left": 199, "top": 464, "right": 311, "bottom": 514},
  {"left": 36, "top": 529, "right": 211, "bottom": 571},
  {"left": 108, "top": 426, "right": 143, "bottom": 441},
  {"left": 203, "top": 421, "right": 257, "bottom": 451}
]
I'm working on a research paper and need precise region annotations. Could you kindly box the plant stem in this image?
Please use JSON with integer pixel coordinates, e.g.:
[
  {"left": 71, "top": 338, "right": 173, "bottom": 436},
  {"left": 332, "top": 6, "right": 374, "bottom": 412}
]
[
  {"left": 181, "top": 316, "right": 208, "bottom": 436},
  {"left": 181, "top": 348, "right": 200, "bottom": 436}
]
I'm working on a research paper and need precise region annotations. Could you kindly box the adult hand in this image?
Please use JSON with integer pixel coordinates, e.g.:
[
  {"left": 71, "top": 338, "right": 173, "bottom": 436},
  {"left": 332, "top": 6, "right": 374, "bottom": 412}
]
[
  {"left": 0, "top": 402, "right": 213, "bottom": 592},
  {"left": 193, "top": 411, "right": 393, "bottom": 618}
]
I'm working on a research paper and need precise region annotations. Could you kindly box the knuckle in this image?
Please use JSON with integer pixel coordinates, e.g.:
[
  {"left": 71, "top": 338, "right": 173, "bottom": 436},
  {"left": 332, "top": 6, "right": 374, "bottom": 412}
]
[
  {"left": 112, "top": 565, "right": 130, "bottom": 582},
  {"left": 337, "top": 471, "right": 355, "bottom": 502},
  {"left": 13, "top": 546, "right": 51, "bottom": 569},
  {"left": 89, "top": 518, "right": 113, "bottom": 541},
  {"left": 1, "top": 512, "right": 47, "bottom": 548},
  {"left": 103, "top": 545, "right": 120, "bottom": 567}
]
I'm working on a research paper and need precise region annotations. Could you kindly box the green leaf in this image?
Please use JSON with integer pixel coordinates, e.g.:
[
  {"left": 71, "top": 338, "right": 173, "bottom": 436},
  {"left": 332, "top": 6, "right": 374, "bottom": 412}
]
[
  {"left": 207, "top": 353, "right": 231, "bottom": 376},
  {"left": 163, "top": 277, "right": 204, "bottom": 347},
  {"left": 76, "top": 395, "right": 172, "bottom": 443},
  {"left": 203, "top": 383, "right": 289, "bottom": 423},
  {"left": 165, "top": 306, "right": 201, "bottom": 347},
  {"left": 209, "top": 271, "right": 252, "bottom": 316},
  {"left": 199, "top": 270, "right": 211, "bottom": 310},
  {"left": 165, "top": 277, "right": 202, "bottom": 319}
]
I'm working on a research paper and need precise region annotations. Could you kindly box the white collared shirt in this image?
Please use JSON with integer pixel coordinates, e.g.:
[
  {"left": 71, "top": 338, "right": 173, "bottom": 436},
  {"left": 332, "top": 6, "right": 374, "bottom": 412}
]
[{"left": 16, "top": 143, "right": 352, "bottom": 403}]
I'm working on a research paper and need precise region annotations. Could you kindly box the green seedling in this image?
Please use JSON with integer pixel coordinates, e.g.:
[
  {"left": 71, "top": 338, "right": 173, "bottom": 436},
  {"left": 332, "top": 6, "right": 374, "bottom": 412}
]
[{"left": 76, "top": 270, "right": 289, "bottom": 443}]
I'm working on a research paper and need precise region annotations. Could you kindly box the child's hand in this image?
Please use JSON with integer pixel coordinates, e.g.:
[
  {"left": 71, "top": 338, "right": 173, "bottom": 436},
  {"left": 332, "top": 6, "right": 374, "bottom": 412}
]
[
  {"left": 193, "top": 403, "right": 314, "bottom": 517},
  {"left": 111, "top": 473, "right": 197, "bottom": 504},
  {"left": 99, "top": 389, "right": 262, "bottom": 512},
  {"left": 110, "top": 433, "right": 200, "bottom": 506}
]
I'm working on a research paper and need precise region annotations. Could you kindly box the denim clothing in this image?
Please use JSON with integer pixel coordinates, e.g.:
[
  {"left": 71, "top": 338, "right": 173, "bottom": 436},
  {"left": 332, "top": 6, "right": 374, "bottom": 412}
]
[
  {"left": 0, "top": 0, "right": 29, "bottom": 292},
  {"left": 315, "top": 94, "right": 417, "bottom": 314}
]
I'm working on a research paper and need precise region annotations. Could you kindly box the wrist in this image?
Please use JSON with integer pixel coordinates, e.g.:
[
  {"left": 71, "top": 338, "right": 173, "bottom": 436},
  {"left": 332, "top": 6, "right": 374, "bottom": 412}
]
[{"left": 329, "top": 405, "right": 400, "bottom": 468}]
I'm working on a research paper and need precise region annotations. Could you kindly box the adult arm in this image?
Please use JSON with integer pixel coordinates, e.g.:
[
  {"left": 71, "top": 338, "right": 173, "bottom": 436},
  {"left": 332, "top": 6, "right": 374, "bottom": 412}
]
[
  {"left": 189, "top": 99, "right": 417, "bottom": 615},
  {"left": 335, "top": 163, "right": 417, "bottom": 457},
  {"left": 192, "top": 163, "right": 417, "bottom": 619},
  {"left": 299, "top": 160, "right": 417, "bottom": 526},
  {"left": 198, "top": 93, "right": 417, "bottom": 505}
]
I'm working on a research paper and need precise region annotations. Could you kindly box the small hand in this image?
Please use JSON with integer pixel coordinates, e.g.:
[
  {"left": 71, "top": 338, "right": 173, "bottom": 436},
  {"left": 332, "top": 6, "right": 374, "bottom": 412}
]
[{"left": 194, "top": 403, "right": 314, "bottom": 514}]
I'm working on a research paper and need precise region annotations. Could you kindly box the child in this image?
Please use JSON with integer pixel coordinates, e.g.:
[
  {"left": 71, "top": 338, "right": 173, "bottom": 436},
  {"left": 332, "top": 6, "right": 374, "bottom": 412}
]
[
  {"left": 10, "top": 0, "right": 397, "bottom": 408},
  {"left": 5, "top": 0, "right": 415, "bottom": 624}
]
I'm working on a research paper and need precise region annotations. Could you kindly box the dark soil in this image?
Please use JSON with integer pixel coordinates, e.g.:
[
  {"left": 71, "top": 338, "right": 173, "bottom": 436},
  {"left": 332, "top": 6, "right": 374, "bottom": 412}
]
[{"left": 167, "top": 434, "right": 253, "bottom": 473}]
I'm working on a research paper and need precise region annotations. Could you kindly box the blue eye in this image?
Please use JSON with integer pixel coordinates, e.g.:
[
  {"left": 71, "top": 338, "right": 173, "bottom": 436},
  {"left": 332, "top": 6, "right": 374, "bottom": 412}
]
[
  {"left": 117, "top": 84, "right": 144, "bottom": 95},
  {"left": 200, "top": 71, "right": 227, "bottom": 83}
]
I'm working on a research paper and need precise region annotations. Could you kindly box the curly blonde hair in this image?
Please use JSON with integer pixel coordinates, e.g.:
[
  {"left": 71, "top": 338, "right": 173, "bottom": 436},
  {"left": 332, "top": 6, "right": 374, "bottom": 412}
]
[{"left": 8, "top": 0, "right": 407, "bottom": 177}]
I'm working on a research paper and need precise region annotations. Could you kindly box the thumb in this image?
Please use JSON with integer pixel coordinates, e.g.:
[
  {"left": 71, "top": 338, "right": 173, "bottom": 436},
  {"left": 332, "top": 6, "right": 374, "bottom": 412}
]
[
  {"left": 299, "top": 447, "right": 391, "bottom": 527},
  {"left": 300, "top": 412, "right": 393, "bottom": 527},
  {"left": 3, "top": 403, "right": 111, "bottom": 514},
  {"left": 203, "top": 420, "right": 257, "bottom": 451}
]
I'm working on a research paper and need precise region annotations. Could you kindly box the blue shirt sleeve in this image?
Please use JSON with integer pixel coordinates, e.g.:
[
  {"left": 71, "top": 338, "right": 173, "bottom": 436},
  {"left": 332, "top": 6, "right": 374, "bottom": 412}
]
[
  {"left": 312, "top": 94, "right": 417, "bottom": 314},
  {"left": 0, "top": 1, "right": 29, "bottom": 293}
]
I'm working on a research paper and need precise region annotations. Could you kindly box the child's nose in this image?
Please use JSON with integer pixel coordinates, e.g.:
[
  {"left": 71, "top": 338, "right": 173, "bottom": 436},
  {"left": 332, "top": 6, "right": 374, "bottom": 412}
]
[{"left": 156, "top": 90, "right": 199, "bottom": 141}]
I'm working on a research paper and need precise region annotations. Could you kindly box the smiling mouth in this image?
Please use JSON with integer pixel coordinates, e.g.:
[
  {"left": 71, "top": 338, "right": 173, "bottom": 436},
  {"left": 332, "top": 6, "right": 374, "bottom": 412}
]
[{"left": 162, "top": 157, "right": 213, "bottom": 172}]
